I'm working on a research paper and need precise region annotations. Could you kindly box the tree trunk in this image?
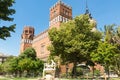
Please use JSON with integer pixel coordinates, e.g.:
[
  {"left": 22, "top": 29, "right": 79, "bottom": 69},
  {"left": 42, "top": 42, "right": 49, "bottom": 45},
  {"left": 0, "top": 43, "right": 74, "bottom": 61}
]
[
  {"left": 19, "top": 70, "right": 22, "bottom": 77},
  {"left": 72, "top": 62, "right": 77, "bottom": 78},
  {"left": 14, "top": 71, "right": 17, "bottom": 77},
  {"left": 55, "top": 66, "right": 60, "bottom": 78},
  {"left": 27, "top": 70, "right": 30, "bottom": 77},
  {"left": 107, "top": 65, "right": 110, "bottom": 80},
  {"left": 92, "top": 66, "right": 94, "bottom": 78}
]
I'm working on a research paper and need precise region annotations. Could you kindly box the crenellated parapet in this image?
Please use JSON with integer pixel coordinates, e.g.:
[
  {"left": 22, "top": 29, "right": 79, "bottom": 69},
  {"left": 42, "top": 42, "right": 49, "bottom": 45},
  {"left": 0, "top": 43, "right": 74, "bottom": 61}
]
[
  {"left": 50, "top": 0, "right": 72, "bottom": 10},
  {"left": 49, "top": 0, "right": 72, "bottom": 28},
  {"left": 20, "top": 26, "right": 34, "bottom": 53}
]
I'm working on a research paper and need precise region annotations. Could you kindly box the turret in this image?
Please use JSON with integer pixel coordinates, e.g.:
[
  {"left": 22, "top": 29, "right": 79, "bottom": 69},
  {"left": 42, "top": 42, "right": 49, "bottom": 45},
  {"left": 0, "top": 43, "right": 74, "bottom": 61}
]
[
  {"left": 84, "top": 0, "right": 97, "bottom": 31},
  {"left": 20, "top": 26, "right": 34, "bottom": 53}
]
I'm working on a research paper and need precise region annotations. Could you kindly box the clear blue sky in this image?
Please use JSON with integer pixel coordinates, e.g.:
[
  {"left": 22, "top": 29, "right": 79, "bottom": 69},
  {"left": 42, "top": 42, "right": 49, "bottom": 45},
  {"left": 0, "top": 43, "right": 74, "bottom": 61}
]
[{"left": 0, "top": 0, "right": 120, "bottom": 56}]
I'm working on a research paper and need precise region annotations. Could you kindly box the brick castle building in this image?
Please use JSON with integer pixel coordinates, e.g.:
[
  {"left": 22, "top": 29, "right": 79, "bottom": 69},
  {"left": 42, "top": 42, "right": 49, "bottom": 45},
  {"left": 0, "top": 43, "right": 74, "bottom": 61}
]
[
  {"left": 20, "top": 0, "right": 97, "bottom": 61},
  {"left": 19, "top": 0, "right": 105, "bottom": 74},
  {"left": 20, "top": 0, "right": 73, "bottom": 60}
]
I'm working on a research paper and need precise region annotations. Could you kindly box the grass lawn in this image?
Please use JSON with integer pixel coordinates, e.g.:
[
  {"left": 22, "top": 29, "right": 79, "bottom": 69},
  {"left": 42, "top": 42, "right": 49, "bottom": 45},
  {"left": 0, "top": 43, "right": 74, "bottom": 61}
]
[
  {"left": 0, "top": 76, "right": 120, "bottom": 80},
  {"left": 61, "top": 78, "right": 120, "bottom": 80},
  {"left": 0, "top": 76, "right": 39, "bottom": 80},
  {"left": 110, "top": 78, "right": 120, "bottom": 80}
]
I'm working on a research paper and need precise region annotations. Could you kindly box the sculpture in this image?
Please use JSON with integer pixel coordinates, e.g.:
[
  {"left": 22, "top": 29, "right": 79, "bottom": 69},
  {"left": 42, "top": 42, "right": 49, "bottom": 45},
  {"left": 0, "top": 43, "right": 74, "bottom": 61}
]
[{"left": 42, "top": 60, "right": 56, "bottom": 80}]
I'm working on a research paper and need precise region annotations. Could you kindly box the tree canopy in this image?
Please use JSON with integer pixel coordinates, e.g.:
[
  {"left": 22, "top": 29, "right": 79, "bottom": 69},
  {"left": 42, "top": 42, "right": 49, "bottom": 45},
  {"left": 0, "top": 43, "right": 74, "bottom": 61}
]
[
  {"left": 48, "top": 14, "right": 101, "bottom": 65},
  {"left": 20, "top": 47, "right": 36, "bottom": 59},
  {"left": 91, "top": 24, "right": 120, "bottom": 76},
  {"left": 1, "top": 48, "right": 44, "bottom": 77},
  {"left": 0, "top": 0, "right": 16, "bottom": 40}
]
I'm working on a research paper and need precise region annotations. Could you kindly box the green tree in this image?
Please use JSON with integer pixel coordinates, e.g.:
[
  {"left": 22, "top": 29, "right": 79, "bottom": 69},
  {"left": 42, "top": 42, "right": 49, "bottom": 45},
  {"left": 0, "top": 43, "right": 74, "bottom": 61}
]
[
  {"left": 20, "top": 47, "right": 36, "bottom": 60},
  {"left": 113, "top": 26, "right": 120, "bottom": 45},
  {"left": 1, "top": 56, "right": 19, "bottom": 75},
  {"left": 0, "top": 64, "right": 3, "bottom": 74},
  {"left": 104, "top": 24, "right": 115, "bottom": 43},
  {"left": 48, "top": 14, "right": 101, "bottom": 77},
  {"left": 18, "top": 58, "right": 33, "bottom": 76},
  {"left": 91, "top": 41, "right": 119, "bottom": 77},
  {"left": 33, "top": 58, "right": 44, "bottom": 76},
  {"left": 103, "top": 25, "right": 120, "bottom": 76},
  {"left": 19, "top": 47, "right": 43, "bottom": 77},
  {"left": 0, "top": 0, "right": 16, "bottom": 40},
  {"left": 111, "top": 26, "right": 120, "bottom": 76},
  {"left": 1, "top": 48, "right": 44, "bottom": 77},
  {"left": 111, "top": 54, "right": 120, "bottom": 76}
]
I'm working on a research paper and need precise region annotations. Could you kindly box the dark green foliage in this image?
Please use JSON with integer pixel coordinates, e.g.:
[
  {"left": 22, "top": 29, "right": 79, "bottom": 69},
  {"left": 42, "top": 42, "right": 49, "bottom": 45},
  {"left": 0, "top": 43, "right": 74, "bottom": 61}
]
[
  {"left": 0, "top": 24, "right": 16, "bottom": 39},
  {"left": 20, "top": 47, "right": 36, "bottom": 59},
  {"left": 0, "top": 0, "right": 16, "bottom": 40},
  {"left": 18, "top": 47, "right": 44, "bottom": 77}
]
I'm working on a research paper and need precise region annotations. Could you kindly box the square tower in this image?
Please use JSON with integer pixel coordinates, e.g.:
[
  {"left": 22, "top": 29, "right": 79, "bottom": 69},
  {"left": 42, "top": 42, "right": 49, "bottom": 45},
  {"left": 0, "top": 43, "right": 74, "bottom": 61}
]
[
  {"left": 49, "top": 0, "right": 72, "bottom": 28},
  {"left": 20, "top": 26, "right": 34, "bottom": 53}
]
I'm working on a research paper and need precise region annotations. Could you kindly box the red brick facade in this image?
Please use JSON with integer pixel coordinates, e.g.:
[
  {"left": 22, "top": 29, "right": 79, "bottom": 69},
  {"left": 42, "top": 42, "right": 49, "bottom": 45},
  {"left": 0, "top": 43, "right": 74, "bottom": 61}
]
[
  {"left": 20, "top": 0, "right": 72, "bottom": 60},
  {"left": 20, "top": 27, "right": 34, "bottom": 53},
  {"left": 20, "top": 0, "right": 104, "bottom": 74}
]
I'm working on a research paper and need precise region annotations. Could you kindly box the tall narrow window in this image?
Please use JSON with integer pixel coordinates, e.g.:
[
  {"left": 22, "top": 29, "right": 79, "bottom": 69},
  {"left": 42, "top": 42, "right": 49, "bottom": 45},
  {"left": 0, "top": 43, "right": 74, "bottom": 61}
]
[
  {"left": 41, "top": 44, "right": 45, "bottom": 54},
  {"left": 54, "top": 10, "right": 57, "bottom": 16}
]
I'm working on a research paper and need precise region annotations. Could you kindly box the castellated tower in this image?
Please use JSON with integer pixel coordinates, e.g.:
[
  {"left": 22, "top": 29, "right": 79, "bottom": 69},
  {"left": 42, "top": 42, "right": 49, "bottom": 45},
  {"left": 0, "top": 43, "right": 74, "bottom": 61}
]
[
  {"left": 20, "top": 26, "right": 34, "bottom": 53},
  {"left": 49, "top": 0, "right": 72, "bottom": 28},
  {"left": 20, "top": 0, "right": 72, "bottom": 60}
]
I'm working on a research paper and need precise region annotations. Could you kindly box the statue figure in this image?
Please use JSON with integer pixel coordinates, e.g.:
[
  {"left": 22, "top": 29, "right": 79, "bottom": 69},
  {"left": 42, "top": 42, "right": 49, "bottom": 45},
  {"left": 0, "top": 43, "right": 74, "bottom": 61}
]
[{"left": 42, "top": 60, "right": 56, "bottom": 80}]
